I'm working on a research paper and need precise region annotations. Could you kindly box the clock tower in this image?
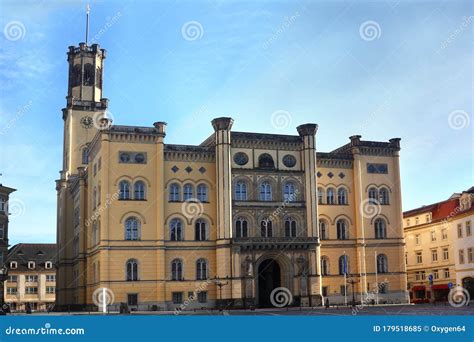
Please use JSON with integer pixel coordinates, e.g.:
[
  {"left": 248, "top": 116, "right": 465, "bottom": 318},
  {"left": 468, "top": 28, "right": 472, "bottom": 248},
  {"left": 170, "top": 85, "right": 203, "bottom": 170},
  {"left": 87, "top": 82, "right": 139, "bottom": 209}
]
[{"left": 62, "top": 42, "right": 109, "bottom": 174}]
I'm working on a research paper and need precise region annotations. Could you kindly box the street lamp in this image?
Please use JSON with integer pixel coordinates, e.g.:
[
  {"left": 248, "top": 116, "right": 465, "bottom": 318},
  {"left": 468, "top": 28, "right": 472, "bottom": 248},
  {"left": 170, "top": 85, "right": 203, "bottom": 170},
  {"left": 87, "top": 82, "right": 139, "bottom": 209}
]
[
  {"left": 0, "top": 265, "right": 9, "bottom": 314},
  {"left": 214, "top": 276, "right": 229, "bottom": 310},
  {"left": 347, "top": 278, "right": 359, "bottom": 307}
]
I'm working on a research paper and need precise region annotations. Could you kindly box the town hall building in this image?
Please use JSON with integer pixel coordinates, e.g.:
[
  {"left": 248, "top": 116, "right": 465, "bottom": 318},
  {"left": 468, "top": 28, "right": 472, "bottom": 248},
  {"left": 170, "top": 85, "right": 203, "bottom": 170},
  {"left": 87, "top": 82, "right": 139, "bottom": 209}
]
[{"left": 56, "top": 41, "right": 409, "bottom": 311}]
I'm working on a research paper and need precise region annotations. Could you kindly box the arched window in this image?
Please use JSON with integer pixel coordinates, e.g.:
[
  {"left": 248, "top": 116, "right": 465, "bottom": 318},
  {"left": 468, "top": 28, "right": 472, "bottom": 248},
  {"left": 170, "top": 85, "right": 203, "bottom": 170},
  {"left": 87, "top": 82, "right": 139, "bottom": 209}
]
[
  {"left": 326, "top": 188, "right": 335, "bottom": 205},
  {"left": 170, "top": 218, "right": 183, "bottom": 241},
  {"left": 259, "top": 182, "right": 272, "bottom": 201},
  {"left": 169, "top": 183, "right": 180, "bottom": 202},
  {"left": 285, "top": 217, "right": 297, "bottom": 237},
  {"left": 235, "top": 217, "right": 248, "bottom": 238},
  {"left": 195, "top": 219, "right": 207, "bottom": 241},
  {"left": 374, "top": 218, "right": 387, "bottom": 239},
  {"left": 379, "top": 187, "right": 389, "bottom": 205},
  {"left": 336, "top": 219, "right": 348, "bottom": 240},
  {"left": 82, "top": 148, "right": 88, "bottom": 164},
  {"left": 317, "top": 188, "right": 324, "bottom": 204},
  {"left": 235, "top": 181, "right": 247, "bottom": 200},
  {"left": 258, "top": 153, "right": 275, "bottom": 169},
  {"left": 72, "top": 64, "right": 82, "bottom": 87},
  {"left": 83, "top": 63, "right": 94, "bottom": 86},
  {"left": 368, "top": 187, "right": 378, "bottom": 204},
  {"left": 183, "top": 184, "right": 193, "bottom": 201},
  {"left": 125, "top": 217, "right": 140, "bottom": 240},
  {"left": 171, "top": 259, "right": 183, "bottom": 280},
  {"left": 197, "top": 184, "right": 208, "bottom": 202},
  {"left": 283, "top": 182, "right": 296, "bottom": 202},
  {"left": 338, "top": 255, "right": 349, "bottom": 275},
  {"left": 119, "top": 180, "right": 130, "bottom": 200},
  {"left": 321, "top": 257, "right": 329, "bottom": 275},
  {"left": 337, "top": 188, "right": 348, "bottom": 205},
  {"left": 319, "top": 220, "right": 328, "bottom": 240},
  {"left": 196, "top": 258, "right": 208, "bottom": 280},
  {"left": 126, "top": 259, "right": 138, "bottom": 281},
  {"left": 377, "top": 254, "right": 388, "bottom": 273},
  {"left": 134, "top": 181, "right": 146, "bottom": 200},
  {"left": 261, "top": 219, "right": 273, "bottom": 238}
]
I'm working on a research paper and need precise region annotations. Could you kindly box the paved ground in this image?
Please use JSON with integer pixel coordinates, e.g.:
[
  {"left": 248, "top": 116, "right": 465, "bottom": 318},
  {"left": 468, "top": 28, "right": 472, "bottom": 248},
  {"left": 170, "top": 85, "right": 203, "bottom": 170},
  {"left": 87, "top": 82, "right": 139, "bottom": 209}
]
[{"left": 6, "top": 304, "right": 474, "bottom": 316}]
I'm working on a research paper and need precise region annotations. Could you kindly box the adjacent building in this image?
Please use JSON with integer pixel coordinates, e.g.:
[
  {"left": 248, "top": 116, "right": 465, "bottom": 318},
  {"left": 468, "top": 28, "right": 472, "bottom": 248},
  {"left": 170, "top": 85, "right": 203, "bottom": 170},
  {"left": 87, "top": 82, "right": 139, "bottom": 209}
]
[
  {"left": 0, "top": 184, "right": 16, "bottom": 266},
  {"left": 4, "top": 243, "right": 57, "bottom": 312},
  {"left": 56, "top": 41, "right": 409, "bottom": 311},
  {"left": 403, "top": 187, "right": 474, "bottom": 302}
]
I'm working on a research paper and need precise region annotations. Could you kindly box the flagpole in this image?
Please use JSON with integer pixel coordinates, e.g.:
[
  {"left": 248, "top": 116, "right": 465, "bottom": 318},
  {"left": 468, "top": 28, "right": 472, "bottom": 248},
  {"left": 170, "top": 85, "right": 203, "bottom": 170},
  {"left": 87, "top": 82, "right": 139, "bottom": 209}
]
[
  {"left": 375, "top": 250, "right": 379, "bottom": 305},
  {"left": 86, "top": 4, "right": 90, "bottom": 45}
]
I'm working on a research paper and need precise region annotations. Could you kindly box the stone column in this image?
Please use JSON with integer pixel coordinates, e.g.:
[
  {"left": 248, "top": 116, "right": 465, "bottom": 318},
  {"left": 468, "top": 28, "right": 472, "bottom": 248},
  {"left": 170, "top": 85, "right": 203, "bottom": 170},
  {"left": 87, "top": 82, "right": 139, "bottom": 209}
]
[
  {"left": 296, "top": 123, "right": 321, "bottom": 302},
  {"left": 212, "top": 117, "right": 234, "bottom": 304}
]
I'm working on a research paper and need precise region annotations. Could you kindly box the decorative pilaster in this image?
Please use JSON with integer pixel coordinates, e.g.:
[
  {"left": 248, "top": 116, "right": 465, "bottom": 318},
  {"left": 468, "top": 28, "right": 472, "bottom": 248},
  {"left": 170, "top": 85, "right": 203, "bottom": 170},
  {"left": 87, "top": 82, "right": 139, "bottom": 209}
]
[
  {"left": 212, "top": 117, "right": 234, "bottom": 303},
  {"left": 297, "top": 123, "right": 321, "bottom": 300}
]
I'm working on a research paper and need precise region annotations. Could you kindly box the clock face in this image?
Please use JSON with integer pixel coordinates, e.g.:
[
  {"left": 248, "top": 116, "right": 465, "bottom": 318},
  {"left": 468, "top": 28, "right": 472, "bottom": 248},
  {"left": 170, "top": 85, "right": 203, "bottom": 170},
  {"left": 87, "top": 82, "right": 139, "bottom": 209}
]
[{"left": 80, "top": 116, "right": 94, "bottom": 129}]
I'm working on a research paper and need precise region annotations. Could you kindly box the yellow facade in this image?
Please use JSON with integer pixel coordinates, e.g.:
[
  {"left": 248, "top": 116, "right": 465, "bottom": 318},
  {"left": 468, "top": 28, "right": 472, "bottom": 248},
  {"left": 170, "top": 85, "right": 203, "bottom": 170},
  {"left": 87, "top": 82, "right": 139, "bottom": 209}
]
[{"left": 56, "top": 43, "right": 408, "bottom": 311}]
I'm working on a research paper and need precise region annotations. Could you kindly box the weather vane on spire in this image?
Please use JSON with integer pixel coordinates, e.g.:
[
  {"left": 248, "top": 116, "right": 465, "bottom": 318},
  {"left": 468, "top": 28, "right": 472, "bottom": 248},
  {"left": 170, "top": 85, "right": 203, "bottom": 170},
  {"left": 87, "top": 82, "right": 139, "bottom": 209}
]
[{"left": 85, "top": 3, "right": 90, "bottom": 45}]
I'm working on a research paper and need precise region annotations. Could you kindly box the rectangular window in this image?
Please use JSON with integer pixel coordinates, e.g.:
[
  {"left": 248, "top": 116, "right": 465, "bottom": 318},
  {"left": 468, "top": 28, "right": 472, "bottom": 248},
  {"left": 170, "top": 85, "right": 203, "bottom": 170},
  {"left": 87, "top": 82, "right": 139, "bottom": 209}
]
[
  {"left": 322, "top": 286, "right": 328, "bottom": 297},
  {"left": 431, "top": 249, "right": 438, "bottom": 262},
  {"left": 46, "top": 275, "right": 56, "bottom": 282},
  {"left": 466, "top": 221, "right": 472, "bottom": 236},
  {"left": 415, "top": 272, "right": 421, "bottom": 281},
  {"left": 444, "top": 268, "right": 450, "bottom": 278},
  {"left": 127, "top": 293, "right": 138, "bottom": 306},
  {"left": 7, "top": 275, "right": 17, "bottom": 282},
  {"left": 340, "top": 285, "right": 347, "bottom": 296},
  {"left": 26, "top": 275, "right": 38, "bottom": 282},
  {"left": 430, "top": 231, "right": 436, "bottom": 242},
  {"left": 7, "top": 287, "right": 17, "bottom": 295},
  {"left": 433, "top": 269, "right": 439, "bottom": 279},
  {"left": 458, "top": 224, "right": 463, "bottom": 238},
  {"left": 421, "top": 271, "right": 426, "bottom": 280},
  {"left": 459, "top": 249, "right": 465, "bottom": 264},
  {"left": 172, "top": 292, "right": 183, "bottom": 304},
  {"left": 441, "top": 229, "right": 448, "bottom": 240},
  {"left": 416, "top": 252, "right": 423, "bottom": 264},
  {"left": 443, "top": 248, "right": 449, "bottom": 260},
  {"left": 46, "top": 286, "right": 55, "bottom": 294},
  {"left": 425, "top": 214, "right": 430, "bottom": 223},
  {"left": 468, "top": 248, "right": 473, "bottom": 263},
  {"left": 0, "top": 198, "right": 5, "bottom": 212},
  {"left": 26, "top": 287, "right": 38, "bottom": 294},
  {"left": 367, "top": 163, "right": 388, "bottom": 174},
  {"left": 198, "top": 291, "right": 208, "bottom": 303},
  {"left": 0, "top": 224, "right": 4, "bottom": 239},
  {"left": 415, "top": 234, "right": 420, "bottom": 245}
]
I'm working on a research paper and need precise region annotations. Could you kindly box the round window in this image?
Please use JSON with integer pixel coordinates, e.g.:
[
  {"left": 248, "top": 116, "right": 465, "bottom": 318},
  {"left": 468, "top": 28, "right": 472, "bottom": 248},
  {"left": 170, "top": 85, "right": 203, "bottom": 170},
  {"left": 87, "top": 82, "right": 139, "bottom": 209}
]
[
  {"left": 135, "top": 153, "right": 145, "bottom": 163},
  {"left": 233, "top": 152, "right": 249, "bottom": 166},
  {"left": 120, "top": 152, "right": 130, "bottom": 163},
  {"left": 282, "top": 154, "right": 297, "bottom": 168}
]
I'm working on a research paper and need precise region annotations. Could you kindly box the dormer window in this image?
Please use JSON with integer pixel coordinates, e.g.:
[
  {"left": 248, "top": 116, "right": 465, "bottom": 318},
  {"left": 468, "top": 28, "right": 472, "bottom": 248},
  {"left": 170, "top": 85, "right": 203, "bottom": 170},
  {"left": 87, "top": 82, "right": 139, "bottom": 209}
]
[
  {"left": 45, "top": 261, "right": 53, "bottom": 269},
  {"left": 28, "top": 261, "right": 35, "bottom": 269},
  {"left": 10, "top": 261, "right": 17, "bottom": 269}
]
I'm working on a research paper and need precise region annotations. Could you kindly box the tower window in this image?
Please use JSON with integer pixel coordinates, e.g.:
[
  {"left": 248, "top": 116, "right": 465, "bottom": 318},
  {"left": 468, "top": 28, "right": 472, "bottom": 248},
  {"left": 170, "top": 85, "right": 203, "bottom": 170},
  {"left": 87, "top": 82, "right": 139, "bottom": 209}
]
[{"left": 83, "top": 63, "right": 94, "bottom": 86}]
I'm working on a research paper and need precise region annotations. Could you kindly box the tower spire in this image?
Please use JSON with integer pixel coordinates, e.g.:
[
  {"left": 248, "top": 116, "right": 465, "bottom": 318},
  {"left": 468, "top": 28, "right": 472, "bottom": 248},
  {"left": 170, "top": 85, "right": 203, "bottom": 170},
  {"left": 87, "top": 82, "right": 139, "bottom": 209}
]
[{"left": 85, "top": 3, "right": 90, "bottom": 45}]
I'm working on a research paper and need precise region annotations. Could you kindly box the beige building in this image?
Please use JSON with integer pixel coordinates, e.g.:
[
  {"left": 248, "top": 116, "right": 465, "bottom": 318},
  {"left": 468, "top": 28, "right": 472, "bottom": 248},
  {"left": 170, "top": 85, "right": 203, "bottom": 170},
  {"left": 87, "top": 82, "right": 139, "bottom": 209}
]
[
  {"left": 56, "top": 42, "right": 408, "bottom": 311},
  {"left": 403, "top": 188, "right": 474, "bottom": 303},
  {"left": 4, "top": 243, "right": 57, "bottom": 312}
]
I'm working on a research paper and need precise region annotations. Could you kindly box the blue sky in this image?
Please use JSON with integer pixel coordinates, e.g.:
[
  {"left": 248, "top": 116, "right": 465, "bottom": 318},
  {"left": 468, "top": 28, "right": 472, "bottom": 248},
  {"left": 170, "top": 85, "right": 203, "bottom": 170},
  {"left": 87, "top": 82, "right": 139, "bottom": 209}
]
[{"left": 0, "top": 0, "right": 472, "bottom": 245}]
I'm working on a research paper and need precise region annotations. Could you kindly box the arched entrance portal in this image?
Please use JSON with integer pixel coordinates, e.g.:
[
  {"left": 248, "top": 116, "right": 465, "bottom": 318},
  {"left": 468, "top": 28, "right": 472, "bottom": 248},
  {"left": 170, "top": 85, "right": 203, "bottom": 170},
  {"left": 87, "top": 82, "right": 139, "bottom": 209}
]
[{"left": 257, "top": 259, "right": 281, "bottom": 308}]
